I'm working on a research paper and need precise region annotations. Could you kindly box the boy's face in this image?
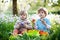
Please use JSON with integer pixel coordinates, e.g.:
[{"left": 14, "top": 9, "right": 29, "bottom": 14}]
[
  {"left": 38, "top": 11, "right": 46, "bottom": 18},
  {"left": 20, "top": 14, "right": 27, "bottom": 20}
]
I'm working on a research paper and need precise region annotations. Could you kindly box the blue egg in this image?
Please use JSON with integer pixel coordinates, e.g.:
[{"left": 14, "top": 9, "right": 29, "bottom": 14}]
[{"left": 21, "top": 22, "right": 24, "bottom": 25}]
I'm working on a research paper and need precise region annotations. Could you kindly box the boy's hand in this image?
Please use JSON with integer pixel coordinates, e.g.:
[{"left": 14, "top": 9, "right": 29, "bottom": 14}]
[
  {"left": 40, "top": 19, "right": 48, "bottom": 27},
  {"left": 40, "top": 19, "right": 50, "bottom": 29},
  {"left": 24, "top": 24, "right": 32, "bottom": 29},
  {"left": 24, "top": 24, "right": 27, "bottom": 28},
  {"left": 40, "top": 19, "right": 46, "bottom": 25}
]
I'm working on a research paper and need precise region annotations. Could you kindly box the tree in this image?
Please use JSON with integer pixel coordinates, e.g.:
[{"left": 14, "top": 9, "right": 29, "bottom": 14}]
[
  {"left": 13, "top": 0, "right": 18, "bottom": 16},
  {"left": 57, "top": 0, "right": 60, "bottom": 6}
]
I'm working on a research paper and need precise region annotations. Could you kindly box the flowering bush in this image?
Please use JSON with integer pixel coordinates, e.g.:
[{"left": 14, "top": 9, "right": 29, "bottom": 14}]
[
  {"left": 26, "top": 30, "right": 49, "bottom": 36},
  {"left": 0, "top": 13, "right": 60, "bottom": 40},
  {"left": 39, "top": 30, "right": 49, "bottom": 36},
  {"left": 0, "top": 14, "right": 18, "bottom": 40},
  {"left": 27, "top": 30, "right": 39, "bottom": 36}
]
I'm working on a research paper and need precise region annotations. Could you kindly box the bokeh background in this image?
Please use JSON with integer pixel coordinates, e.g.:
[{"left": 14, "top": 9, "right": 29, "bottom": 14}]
[{"left": 0, "top": 0, "right": 60, "bottom": 40}]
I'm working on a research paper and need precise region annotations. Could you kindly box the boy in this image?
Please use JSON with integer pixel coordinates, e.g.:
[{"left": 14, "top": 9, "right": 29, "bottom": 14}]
[{"left": 13, "top": 11, "right": 32, "bottom": 35}]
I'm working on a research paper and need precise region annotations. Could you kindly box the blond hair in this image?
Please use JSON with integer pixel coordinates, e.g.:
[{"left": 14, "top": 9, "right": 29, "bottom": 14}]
[{"left": 19, "top": 10, "right": 28, "bottom": 19}]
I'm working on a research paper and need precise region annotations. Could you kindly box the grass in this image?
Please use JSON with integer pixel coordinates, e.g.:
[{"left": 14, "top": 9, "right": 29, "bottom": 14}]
[{"left": 0, "top": 13, "right": 60, "bottom": 40}]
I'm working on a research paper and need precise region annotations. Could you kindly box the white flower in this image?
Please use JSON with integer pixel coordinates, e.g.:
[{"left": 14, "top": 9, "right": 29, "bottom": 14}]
[{"left": 30, "top": 14, "right": 40, "bottom": 21}]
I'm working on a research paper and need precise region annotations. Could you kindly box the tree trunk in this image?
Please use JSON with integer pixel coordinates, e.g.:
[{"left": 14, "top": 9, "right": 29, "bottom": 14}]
[
  {"left": 44, "top": 0, "right": 46, "bottom": 7},
  {"left": 13, "top": 0, "right": 18, "bottom": 16},
  {"left": 44, "top": 0, "right": 48, "bottom": 7}
]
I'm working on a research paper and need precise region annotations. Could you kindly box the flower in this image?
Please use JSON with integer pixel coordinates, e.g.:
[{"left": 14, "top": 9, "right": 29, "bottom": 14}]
[
  {"left": 39, "top": 30, "right": 48, "bottom": 36},
  {"left": 27, "top": 30, "right": 39, "bottom": 36},
  {"left": 32, "top": 19, "right": 36, "bottom": 23}
]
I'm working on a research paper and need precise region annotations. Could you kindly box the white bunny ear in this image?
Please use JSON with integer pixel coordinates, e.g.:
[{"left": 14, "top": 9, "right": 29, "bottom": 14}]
[
  {"left": 20, "top": 3, "right": 25, "bottom": 11},
  {"left": 25, "top": 4, "right": 30, "bottom": 11}
]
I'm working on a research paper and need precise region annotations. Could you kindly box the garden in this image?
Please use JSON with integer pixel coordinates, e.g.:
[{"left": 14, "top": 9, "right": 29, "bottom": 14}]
[{"left": 0, "top": 0, "right": 60, "bottom": 40}]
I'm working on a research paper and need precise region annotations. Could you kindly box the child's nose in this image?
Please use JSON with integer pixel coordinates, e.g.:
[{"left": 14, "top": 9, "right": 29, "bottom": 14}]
[
  {"left": 40, "top": 14, "right": 42, "bottom": 16},
  {"left": 22, "top": 16, "right": 24, "bottom": 17}
]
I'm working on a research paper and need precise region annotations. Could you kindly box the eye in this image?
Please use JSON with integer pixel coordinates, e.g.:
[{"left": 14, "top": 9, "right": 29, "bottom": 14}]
[
  {"left": 23, "top": 15, "right": 25, "bottom": 16},
  {"left": 41, "top": 12, "right": 44, "bottom": 13},
  {"left": 21, "top": 14, "right": 25, "bottom": 16}
]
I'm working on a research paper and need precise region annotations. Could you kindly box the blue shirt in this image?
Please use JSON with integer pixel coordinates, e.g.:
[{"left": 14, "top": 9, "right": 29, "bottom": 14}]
[{"left": 35, "top": 18, "right": 51, "bottom": 32}]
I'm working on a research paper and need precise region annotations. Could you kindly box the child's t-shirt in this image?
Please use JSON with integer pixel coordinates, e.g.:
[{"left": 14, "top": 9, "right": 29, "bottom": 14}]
[{"left": 35, "top": 18, "right": 51, "bottom": 32}]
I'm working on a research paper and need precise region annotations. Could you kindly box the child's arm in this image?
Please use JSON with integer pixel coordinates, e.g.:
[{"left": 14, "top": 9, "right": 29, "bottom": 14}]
[
  {"left": 40, "top": 18, "right": 51, "bottom": 29},
  {"left": 14, "top": 21, "right": 20, "bottom": 29},
  {"left": 24, "top": 21, "right": 32, "bottom": 29},
  {"left": 24, "top": 24, "right": 32, "bottom": 29},
  {"left": 34, "top": 21, "right": 39, "bottom": 29}
]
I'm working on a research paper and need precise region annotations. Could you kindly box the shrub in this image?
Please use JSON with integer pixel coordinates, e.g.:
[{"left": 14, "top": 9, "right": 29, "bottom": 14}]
[{"left": 0, "top": 14, "right": 17, "bottom": 40}]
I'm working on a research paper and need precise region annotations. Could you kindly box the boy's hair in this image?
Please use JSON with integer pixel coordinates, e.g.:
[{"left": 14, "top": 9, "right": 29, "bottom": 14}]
[
  {"left": 19, "top": 10, "right": 28, "bottom": 19},
  {"left": 19, "top": 10, "right": 28, "bottom": 15},
  {"left": 38, "top": 7, "right": 48, "bottom": 16}
]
